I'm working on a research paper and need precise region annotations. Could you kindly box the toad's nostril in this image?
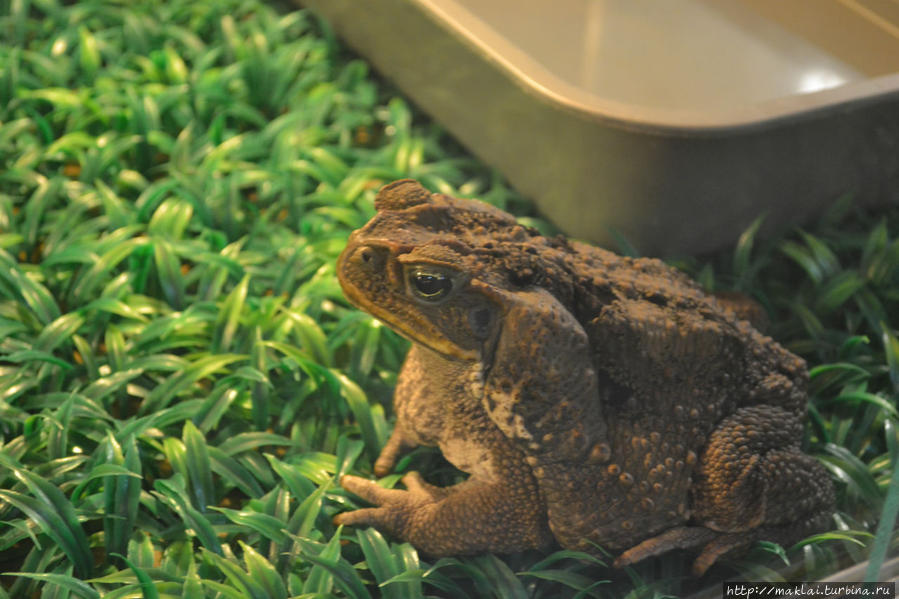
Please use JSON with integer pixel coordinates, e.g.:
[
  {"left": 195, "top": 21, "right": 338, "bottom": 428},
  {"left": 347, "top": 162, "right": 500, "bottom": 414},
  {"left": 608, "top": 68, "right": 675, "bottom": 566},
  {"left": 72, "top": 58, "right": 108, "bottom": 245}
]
[{"left": 353, "top": 246, "right": 383, "bottom": 271}]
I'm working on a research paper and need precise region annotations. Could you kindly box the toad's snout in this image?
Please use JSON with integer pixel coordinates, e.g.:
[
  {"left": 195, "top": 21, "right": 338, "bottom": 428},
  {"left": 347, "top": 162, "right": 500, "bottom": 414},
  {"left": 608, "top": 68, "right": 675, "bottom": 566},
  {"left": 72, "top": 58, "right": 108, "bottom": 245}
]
[{"left": 338, "top": 242, "right": 406, "bottom": 300}]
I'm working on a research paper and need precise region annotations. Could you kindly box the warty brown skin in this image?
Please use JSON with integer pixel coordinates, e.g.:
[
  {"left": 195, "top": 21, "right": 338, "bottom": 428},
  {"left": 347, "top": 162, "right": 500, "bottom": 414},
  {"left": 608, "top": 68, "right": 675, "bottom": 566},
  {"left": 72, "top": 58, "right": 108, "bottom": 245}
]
[{"left": 334, "top": 179, "right": 834, "bottom": 575}]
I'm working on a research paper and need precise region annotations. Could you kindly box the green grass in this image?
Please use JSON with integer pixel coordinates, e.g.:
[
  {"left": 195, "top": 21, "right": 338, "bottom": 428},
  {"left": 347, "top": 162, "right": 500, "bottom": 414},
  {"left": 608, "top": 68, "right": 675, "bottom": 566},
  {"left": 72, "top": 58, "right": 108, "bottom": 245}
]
[{"left": 0, "top": 0, "right": 897, "bottom": 597}]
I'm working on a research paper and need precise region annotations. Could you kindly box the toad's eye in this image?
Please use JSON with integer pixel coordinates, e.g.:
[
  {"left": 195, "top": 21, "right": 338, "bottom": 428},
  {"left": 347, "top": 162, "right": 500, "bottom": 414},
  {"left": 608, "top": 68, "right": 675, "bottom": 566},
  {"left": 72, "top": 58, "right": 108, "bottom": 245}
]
[{"left": 409, "top": 270, "right": 453, "bottom": 301}]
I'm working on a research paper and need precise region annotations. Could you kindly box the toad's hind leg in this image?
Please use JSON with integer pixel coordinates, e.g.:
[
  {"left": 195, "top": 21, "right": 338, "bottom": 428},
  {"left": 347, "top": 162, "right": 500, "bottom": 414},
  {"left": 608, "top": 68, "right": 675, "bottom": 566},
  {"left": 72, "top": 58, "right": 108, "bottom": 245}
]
[
  {"left": 691, "top": 405, "right": 832, "bottom": 535},
  {"left": 617, "top": 405, "right": 833, "bottom": 575},
  {"left": 693, "top": 404, "right": 833, "bottom": 574}
]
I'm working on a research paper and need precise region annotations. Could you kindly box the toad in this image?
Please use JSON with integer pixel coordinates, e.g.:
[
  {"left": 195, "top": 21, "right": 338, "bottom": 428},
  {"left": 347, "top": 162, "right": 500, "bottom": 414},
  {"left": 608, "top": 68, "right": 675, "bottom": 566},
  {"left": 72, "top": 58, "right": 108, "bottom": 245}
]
[{"left": 335, "top": 179, "right": 833, "bottom": 575}]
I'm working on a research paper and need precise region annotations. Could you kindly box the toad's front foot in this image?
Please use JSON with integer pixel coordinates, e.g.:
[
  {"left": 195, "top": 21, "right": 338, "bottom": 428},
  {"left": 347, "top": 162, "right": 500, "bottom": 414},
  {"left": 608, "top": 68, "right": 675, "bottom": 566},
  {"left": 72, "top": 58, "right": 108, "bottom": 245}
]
[
  {"left": 334, "top": 472, "right": 449, "bottom": 537},
  {"left": 335, "top": 471, "right": 552, "bottom": 556}
]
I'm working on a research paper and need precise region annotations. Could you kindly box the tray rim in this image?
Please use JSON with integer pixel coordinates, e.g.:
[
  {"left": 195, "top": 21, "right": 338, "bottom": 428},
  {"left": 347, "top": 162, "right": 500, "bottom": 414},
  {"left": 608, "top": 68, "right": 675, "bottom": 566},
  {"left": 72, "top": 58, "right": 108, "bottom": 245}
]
[{"left": 417, "top": 0, "right": 899, "bottom": 134}]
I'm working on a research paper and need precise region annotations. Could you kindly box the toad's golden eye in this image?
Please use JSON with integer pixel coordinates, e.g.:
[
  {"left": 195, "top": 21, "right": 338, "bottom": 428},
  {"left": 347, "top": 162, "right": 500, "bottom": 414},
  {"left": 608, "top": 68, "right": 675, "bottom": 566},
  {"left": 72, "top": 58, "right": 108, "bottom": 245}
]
[{"left": 409, "top": 270, "right": 452, "bottom": 301}]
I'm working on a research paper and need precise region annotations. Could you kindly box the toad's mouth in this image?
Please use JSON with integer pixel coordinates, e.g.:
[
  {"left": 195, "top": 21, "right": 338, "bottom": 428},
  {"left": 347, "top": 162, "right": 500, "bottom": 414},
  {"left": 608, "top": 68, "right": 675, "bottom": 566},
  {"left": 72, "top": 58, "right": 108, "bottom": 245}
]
[{"left": 338, "top": 275, "right": 482, "bottom": 363}]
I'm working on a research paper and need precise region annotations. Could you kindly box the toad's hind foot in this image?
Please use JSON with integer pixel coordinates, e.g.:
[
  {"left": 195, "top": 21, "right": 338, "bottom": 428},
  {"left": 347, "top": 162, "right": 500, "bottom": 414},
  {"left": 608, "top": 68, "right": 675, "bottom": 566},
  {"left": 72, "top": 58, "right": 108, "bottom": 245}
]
[
  {"left": 615, "top": 526, "right": 719, "bottom": 573},
  {"left": 615, "top": 526, "right": 763, "bottom": 576}
]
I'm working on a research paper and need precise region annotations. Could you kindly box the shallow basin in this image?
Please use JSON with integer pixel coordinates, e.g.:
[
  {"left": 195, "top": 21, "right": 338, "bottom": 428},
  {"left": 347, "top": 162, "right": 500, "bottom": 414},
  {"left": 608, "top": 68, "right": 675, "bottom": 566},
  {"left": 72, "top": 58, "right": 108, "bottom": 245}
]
[{"left": 296, "top": 0, "right": 899, "bottom": 254}]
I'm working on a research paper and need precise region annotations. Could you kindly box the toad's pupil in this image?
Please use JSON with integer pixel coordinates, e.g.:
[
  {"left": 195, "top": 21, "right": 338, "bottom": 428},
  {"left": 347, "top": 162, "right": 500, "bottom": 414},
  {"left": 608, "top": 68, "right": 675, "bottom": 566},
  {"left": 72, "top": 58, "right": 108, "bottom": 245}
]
[{"left": 413, "top": 272, "right": 451, "bottom": 298}]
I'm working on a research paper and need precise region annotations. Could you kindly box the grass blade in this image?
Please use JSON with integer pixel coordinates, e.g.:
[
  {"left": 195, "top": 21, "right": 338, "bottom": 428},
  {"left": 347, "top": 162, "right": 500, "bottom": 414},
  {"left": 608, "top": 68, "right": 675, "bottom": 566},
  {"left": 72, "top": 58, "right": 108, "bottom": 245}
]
[
  {"left": 182, "top": 420, "right": 215, "bottom": 512},
  {"left": 211, "top": 507, "right": 290, "bottom": 544},
  {"left": 153, "top": 479, "right": 223, "bottom": 556},
  {"left": 0, "top": 490, "right": 92, "bottom": 579},
  {"left": 118, "top": 555, "right": 161, "bottom": 599},
  {"left": 1, "top": 572, "right": 99, "bottom": 599},
  {"left": 357, "top": 528, "right": 406, "bottom": 599},
  {"left": 298, "top": 535, "right": 372, "bottom": 599},
  {"left": 103, "top": 434, "right": 142, "bottom": 563},
  {"left": 238, "top": 541, "right": 288, "bottom": 599},
  {"left": 865, "top": 419, "right": 899, "bottom": 582},
  {"left": 0, "top": 456, "right": 92, "bottom": 577}
]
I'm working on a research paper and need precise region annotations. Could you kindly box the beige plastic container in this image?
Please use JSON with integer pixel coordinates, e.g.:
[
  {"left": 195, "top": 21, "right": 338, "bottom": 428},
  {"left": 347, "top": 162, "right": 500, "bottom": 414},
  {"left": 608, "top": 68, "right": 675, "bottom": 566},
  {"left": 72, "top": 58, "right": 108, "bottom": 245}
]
[{"left": 296, "top": 0, "right": 899, "bottom": 254}]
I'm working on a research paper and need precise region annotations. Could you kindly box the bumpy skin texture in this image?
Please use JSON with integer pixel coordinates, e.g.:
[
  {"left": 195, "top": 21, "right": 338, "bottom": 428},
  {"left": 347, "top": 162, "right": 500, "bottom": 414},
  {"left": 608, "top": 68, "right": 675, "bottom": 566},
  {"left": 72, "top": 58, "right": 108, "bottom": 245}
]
[{"left": 335, "top": 179, "right": 834, "bottom": 575}]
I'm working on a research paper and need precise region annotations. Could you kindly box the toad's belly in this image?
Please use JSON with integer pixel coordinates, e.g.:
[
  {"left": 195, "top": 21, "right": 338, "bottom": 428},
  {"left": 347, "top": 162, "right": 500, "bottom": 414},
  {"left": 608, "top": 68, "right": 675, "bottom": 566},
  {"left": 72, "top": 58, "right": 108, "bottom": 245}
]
[
  {"left": 395, "top": 345, "right": 521, "bottom": 482},
  {"left": 439, "top": 434, "right": 499, "bottom": 480}
]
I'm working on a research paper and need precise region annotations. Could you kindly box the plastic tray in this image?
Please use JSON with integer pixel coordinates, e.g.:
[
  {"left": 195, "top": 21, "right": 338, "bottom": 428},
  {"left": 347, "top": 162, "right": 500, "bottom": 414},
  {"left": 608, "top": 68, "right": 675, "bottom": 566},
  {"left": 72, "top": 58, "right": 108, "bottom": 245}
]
[{"left": 296, "top": 0, "right": 899, "bottom": 254}]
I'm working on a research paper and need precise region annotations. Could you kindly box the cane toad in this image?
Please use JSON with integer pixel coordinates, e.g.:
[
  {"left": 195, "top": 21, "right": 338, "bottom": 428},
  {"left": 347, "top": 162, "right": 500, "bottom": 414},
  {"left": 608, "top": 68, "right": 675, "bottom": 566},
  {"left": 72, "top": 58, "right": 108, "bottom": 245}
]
[{"left": 335, "top": 179, "right": 833, "bottom": 575}]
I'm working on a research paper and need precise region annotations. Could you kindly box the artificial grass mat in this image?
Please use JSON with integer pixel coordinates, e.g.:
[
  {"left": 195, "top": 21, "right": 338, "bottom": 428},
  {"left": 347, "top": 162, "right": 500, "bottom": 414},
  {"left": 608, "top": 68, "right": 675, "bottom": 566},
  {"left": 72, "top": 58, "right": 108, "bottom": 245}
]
[{"left": 1, "top": 0, "right": 898, "bottom": 597}]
